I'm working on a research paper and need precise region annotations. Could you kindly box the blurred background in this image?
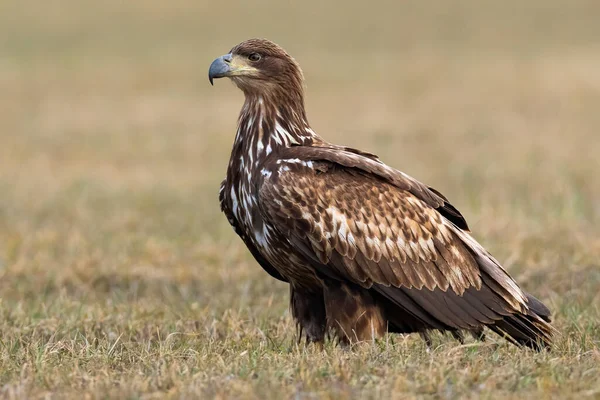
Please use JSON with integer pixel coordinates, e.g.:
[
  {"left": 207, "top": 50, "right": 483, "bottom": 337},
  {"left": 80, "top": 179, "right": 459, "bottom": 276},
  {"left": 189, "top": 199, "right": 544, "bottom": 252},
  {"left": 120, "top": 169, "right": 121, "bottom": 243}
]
[{"left": 0, "top": 0, "right": 599, "bottom": 396}]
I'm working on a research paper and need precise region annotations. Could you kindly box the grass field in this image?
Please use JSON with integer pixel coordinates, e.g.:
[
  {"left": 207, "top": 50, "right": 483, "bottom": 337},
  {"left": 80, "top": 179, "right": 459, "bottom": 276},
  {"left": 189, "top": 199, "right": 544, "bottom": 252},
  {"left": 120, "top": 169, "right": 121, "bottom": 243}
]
[{"left": 1, "top": 0, "right": 599, "bottom": 398}]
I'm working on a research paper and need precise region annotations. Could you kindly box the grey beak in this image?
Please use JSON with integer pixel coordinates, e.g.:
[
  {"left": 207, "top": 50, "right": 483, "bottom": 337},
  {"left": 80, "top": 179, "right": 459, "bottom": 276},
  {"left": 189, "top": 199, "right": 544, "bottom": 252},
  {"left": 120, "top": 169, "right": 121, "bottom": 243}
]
[{"left": 208, "top": 54, "right": 233, "bottom": 85}]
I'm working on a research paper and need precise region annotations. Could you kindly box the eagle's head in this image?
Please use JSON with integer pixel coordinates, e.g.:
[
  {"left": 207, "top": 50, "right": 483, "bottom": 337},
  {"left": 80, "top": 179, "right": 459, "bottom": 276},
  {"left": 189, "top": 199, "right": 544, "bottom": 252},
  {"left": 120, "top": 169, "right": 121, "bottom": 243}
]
[{"left": 209, "top": 38, "right": 304, "bottom": 98}]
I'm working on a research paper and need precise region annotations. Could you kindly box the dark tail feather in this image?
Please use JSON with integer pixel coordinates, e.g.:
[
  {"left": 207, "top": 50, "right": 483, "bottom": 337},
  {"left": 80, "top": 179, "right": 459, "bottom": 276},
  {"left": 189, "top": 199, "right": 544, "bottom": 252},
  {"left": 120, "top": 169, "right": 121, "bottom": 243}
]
[
  {"left": 375, "top": 281, "right": 554, "bottom": 350},
  {"left": 526, "top": 292, "right": 552, "bottom": 322},
  {"left": 489, "top": 300, "right": 554, "bottom": 350},
  {"left": 476, "top": 267, "right": 554, "bottom": 350}
]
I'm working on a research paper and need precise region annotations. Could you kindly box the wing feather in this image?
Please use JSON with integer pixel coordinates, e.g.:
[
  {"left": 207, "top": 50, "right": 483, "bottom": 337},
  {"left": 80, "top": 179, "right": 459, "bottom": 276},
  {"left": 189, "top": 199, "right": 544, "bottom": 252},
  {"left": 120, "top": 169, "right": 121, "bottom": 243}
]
[
  {"left": 278, "top": 146, "right": 468, "bottom": 228},
  {"left": 258, "top": 149, "right": 553, "bottom": 348},
  {"left": 259, "top": 165, "right": 481, "bottom": 295}
]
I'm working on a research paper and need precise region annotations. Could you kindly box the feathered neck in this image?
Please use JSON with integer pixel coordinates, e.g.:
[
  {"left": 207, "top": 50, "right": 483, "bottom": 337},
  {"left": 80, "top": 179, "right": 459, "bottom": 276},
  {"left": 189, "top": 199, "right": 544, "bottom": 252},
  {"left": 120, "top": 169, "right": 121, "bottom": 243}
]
[{"left": 227, "top": 92, "right": 319, "bottom": 177}]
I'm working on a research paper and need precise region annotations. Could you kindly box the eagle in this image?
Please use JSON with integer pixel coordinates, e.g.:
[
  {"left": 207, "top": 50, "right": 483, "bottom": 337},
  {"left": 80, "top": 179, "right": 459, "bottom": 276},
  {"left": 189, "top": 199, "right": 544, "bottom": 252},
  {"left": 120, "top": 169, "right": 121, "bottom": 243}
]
[{"left": 209, "top": 38, "right": 554, "bottom": 350}]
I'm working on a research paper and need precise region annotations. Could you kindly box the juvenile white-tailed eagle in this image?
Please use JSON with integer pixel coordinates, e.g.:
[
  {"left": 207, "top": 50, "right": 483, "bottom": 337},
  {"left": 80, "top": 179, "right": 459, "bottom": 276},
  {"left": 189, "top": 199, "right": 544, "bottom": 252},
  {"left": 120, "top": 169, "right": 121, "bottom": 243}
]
[{"left": 209, "top": 38, "right": 553, "bottom": 349}]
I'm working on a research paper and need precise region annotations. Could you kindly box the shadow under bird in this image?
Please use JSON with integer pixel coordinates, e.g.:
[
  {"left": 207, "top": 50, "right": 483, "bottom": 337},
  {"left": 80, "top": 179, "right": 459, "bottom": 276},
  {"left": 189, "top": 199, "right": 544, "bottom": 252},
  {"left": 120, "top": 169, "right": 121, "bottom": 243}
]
[{"left": 209, "top": 38, "right": 554, "bottom": 350}]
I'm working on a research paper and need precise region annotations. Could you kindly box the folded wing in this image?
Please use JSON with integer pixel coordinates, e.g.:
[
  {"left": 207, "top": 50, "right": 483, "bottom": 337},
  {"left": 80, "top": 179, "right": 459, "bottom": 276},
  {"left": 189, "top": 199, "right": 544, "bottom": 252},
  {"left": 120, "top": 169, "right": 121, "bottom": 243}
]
[{"left": 259, "top": 150, "right": 553, "bottom": 348}]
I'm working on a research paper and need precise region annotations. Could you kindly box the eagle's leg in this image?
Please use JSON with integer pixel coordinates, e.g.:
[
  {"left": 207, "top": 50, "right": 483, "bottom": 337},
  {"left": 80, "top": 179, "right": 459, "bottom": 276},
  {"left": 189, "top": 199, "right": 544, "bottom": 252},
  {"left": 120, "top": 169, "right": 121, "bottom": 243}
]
[
  {"left": 420, "top": 331, "right": 433, "bottom": 348},
  {"left": 290, "top": 287, "right": 326, "bottom": 344},
  {"left": 323, "top": 281, "right": 386, "bottom": 344}
]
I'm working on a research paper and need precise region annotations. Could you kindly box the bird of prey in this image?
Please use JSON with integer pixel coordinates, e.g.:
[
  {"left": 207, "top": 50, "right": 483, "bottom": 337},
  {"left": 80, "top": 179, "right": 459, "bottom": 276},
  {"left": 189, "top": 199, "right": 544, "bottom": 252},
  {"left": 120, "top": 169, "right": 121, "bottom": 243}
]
[{"left": 209, "top": 38, "right": 554, "bottom": 349}]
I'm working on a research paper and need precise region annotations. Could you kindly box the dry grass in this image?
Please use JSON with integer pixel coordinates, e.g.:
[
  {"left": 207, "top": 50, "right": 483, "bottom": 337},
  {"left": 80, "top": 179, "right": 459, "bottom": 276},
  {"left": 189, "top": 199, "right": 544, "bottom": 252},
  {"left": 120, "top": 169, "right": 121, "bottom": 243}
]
[{"left": 1, "top": 0, "right": 599, "bottom": 398}]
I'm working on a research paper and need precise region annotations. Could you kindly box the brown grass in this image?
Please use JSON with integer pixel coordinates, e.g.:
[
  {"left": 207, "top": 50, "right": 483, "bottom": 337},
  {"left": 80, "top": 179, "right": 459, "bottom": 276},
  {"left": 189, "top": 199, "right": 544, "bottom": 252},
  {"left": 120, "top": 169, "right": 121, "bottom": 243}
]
[{"left": 0, "top": 0, "right": 599, "bottom": 398}]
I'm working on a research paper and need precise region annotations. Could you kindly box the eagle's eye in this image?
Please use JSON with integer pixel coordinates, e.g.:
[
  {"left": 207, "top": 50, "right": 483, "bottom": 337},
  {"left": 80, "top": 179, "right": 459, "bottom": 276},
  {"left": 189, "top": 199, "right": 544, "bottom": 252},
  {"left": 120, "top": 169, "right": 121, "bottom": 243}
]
[{"left": 248, "top": 53, "right": 262, "bottom": 62}]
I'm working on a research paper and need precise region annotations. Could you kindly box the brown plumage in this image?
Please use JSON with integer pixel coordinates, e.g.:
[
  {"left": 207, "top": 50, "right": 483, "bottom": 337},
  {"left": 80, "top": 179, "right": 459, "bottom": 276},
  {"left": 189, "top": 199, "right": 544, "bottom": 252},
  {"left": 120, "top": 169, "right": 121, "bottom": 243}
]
[{"left": 209, "top": 38, "right": 554, "bottom": 349}]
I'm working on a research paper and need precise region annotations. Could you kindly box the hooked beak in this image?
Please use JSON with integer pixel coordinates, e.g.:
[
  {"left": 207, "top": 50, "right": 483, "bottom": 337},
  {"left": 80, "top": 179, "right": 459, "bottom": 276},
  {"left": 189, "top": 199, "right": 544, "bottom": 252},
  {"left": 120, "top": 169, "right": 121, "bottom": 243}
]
[
  {"left": 208, "top": 53, "right": 258, "bottom": 85},
  {"left": 208, "top": 53, "right": 233, "bottom": 85}
]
